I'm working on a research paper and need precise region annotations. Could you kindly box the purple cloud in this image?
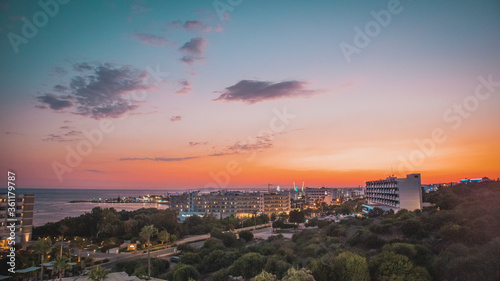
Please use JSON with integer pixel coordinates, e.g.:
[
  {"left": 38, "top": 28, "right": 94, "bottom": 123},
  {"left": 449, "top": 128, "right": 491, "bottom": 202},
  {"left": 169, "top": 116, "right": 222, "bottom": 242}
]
[
  {"left": 176, "top": 80, "right": 191, "bottom": 94},
  {"left": 85, "top": 169, "right": 103, "bottom": 173},
  {"left": 132, "top": 33, "right": 168, "bottom": 46},
  {"left": 183, "top": 20, "right": 203, "bottom": 30},
  {"left": 120, "top": 156, "right": 198, "bottom": 162},
  {"left": 170, "top": 115, "right": 182, "bottom": 122},
  {"left": 37, "top": 63, "right": 155, "bottom": 119},
  {"left": 36, "top": 94, "right": 73, "bottom": 110},
  {"left": 179, "top": 37, "right": 207, "bottom": 55},
  {"left": 178, "top": 37, "right": 207, "bottom": 65},
  {"left": 189, "top": 141, "right": 208, "bottom": 146},
  {"left": 168, "top": 20, "right": 221, "bottom": 32},
  {"left": 214, "top": 80, "right": 321, "bottom": 104}
]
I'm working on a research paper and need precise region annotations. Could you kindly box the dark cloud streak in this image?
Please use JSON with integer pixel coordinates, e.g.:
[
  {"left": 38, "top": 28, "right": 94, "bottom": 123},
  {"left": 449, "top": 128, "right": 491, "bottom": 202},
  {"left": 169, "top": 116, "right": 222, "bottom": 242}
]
[
  {"left": 214, "top": 80, "right": 321, "bottom": 104},
  {"left": 120, "top": 156, "right": 199, "bottom": 162}
]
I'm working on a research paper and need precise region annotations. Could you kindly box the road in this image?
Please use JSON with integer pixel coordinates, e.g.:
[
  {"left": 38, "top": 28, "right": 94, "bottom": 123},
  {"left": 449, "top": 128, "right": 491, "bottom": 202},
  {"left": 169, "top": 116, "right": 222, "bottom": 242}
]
[{"left": 92, "top": 224, "right": 271, "bottom": 270}]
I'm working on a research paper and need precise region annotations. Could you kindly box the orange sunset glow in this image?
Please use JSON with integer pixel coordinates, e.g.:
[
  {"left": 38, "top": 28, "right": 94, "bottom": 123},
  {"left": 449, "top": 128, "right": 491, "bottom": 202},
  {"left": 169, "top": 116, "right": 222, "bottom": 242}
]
[{"left": 1, "top": 0, "right": 499, "bottom": 190}]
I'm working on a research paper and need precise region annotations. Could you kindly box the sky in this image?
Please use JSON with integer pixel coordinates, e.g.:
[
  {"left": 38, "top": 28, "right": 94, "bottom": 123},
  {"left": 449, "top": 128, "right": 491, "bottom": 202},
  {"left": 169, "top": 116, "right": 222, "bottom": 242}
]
[{"left": 0, "top": 0, "right": 499, "bottom": 190}]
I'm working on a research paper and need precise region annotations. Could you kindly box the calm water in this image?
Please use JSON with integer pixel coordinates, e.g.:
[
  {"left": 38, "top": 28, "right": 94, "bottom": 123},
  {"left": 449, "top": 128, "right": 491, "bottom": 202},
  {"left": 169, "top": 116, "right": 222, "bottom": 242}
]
[{"left": 12, "top": 188, "right": 184, "bottom": 226}]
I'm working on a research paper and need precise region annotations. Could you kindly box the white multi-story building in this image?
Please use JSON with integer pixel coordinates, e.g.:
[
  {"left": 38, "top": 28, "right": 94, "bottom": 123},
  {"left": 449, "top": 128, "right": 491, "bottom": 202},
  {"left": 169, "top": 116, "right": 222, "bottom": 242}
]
[{"left": 363, "top": 174, "right": 422, "bottom": 213}]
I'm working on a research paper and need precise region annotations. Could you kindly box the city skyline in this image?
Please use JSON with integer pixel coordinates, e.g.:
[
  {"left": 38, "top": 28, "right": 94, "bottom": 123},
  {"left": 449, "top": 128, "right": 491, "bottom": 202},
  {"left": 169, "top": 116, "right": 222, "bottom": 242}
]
[{"left": 1, "top": 0, "right": 500, "bottom": 189}]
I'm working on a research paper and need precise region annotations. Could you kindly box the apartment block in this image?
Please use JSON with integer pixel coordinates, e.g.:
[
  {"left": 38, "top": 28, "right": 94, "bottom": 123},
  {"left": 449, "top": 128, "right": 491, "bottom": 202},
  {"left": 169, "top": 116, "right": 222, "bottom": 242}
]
[
  {"left": 170, "top": 190, "right": 290, "bottom": 219},
  {"left": 363, "top": 174, "right": 422, "bottom": 213},
  {"left": 0, "top": 193, "right": 35, "bottom": 250},
  {"left": 262, "top": 192, "right": 290, "bottom": 215}
]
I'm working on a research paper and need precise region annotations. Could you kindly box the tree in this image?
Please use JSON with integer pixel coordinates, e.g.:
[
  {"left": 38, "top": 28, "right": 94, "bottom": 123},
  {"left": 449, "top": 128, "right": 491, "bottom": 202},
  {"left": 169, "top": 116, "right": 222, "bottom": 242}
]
[
  {"left": 230, "top": 252, "right": 266, "bottom": 279},
  {"left": 272, "top": 219, "right": 285, "bottom": 230},
  {"left": 289, "top": 210, "right": 306, "bottom": 224},
  {"left": 221, "top": 231, "right": 237, "bottom": 247},
  {"left": 333, "top": 252, "right": 369, "bottom": 281},
  {"left": 58, "top": 224, "right": 69, "bottom": 257},
  {"left": 201, "top": 250, "right": 238, "bottom": 273},
  {"left": 34, "top": 237, "right": 52, "bottom": 280},
  {"left": 158, "top": 230, "right": 170, "bottom": 245},
  {"left": 140, "top": 224, "right": 158, "bottom": 280},
  {"left": 88, "top": 265, "right": 109, "bottom": 281},
  {"left": 271, "top": 213, "right": 277, "bottom": 221},
  {"left": 170, "top": 234, "right": 177, "bottom": 244},
  {"left": 400, "top": 219, "right": 427, "bottom": 238},
  {"left": 53, "top": 256, "right": 69, "bottom": 281},
  {"left": 282, "top": 268, "right": 316, "bottom": 281},
  {"left": 72, "top": 236, "right": 88, "bottom": 267},
  {"left": 264, "top": 256, "right": 291, "bottom": 279},
  {"left": 238, "top": 230, "right": 254, "bottom": 242},
  {"left": 210, "top": 227, "right": 224, "bottom": 239},
  {"left": 172, "top": 264, "right": 200, "bottom": 281},
  {"left": 370, "top": 252, "right": 430, "bottom": 281},
  {"left": 368, "top": 208, "right": 385, "bottom": 218},
  {"left": 279, "top": 212, "right": 290, "bottom": 221},
  {"left": 252, "top": 270, "right": 277, "bottom": 281},
  {"left": 308, "top": 257, "right": 335, "bottom": 281},
  {"left": 259, "top": 214, "right": 270, "bottom": 224}
]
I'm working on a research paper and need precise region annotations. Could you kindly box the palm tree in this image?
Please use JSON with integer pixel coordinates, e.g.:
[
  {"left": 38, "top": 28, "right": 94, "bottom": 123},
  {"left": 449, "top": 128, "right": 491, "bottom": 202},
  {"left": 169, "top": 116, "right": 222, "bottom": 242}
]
[
  {"left": 72, "top": 236, "right": 88, "bottom": 267},
  {"left": 53, "top": 256, "right": 69, "bottom": 281},
  {"left": 88, "top": 265, "right": 109, "bottom": 281},
  {"left": 58, "top": 224, "right": 69, "bottom": 257},
  {"left": 158, "top": 230, "right": 170, "bottom": 245},
  {"left": 33, "top": 237, "right": 52, "bottom": 280},
  {"left": 140, "top": 224, "right": 158, "bottom": 280}
]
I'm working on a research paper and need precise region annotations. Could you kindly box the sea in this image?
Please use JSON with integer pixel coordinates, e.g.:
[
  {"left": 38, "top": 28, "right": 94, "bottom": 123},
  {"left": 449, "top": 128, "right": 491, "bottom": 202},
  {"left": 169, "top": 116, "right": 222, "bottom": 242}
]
[{"left": 11, "top": 188, "right": 184, "bottom": 227}]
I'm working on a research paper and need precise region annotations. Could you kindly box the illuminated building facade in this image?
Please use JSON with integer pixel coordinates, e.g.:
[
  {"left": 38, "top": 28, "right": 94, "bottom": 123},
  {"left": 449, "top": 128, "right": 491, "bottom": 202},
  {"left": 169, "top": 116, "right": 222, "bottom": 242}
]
[
  {"left": 170, "top": 190, "right": 290, "bottom": 218},
  {"left": 0, "top": 193, "right": 34, "bottom": 250}
]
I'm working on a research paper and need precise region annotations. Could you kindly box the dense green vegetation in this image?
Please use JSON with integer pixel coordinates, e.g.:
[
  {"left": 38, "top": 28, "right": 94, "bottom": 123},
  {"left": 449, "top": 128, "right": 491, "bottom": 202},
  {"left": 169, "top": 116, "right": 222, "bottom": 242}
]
[
  {"left": 33, "top": 207, "right": 269, "bottom": 242},
  {"left": 160, "top": 181, "right": 500, "bottom": 280},
  {"left": 2, "top": 180, "right": 499, "bottom": 280}
]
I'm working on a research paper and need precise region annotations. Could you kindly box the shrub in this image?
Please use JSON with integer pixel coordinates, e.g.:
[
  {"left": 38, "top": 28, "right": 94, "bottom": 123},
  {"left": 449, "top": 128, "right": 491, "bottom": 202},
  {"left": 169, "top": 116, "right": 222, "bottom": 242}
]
[
  {"left": 172, "top": 264, "right": 200, "bottom": 281},
  {"left": 239, "top": 230, "right": 254, "bottom": 242},
  {"left": 230, "top": 252, "right": 266, "bottom": 279}
]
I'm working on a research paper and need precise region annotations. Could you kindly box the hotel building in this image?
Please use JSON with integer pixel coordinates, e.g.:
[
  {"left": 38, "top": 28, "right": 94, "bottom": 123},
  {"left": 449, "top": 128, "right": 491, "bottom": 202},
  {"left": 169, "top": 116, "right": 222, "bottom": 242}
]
[
  {"left": 170, "top": 190, "right": 290, "bottom": 219},
  {"left": 304, "top": 187, "right": 332, "bottom": 204},
  {"left": 0, "top": 193, "right": 35, "bottom": 250},
  {"left": 262, "top": 192, "right": 290, "bottom": 215},
  {"left": 363, "top": 174, "right": 422, "bottom": 213}
]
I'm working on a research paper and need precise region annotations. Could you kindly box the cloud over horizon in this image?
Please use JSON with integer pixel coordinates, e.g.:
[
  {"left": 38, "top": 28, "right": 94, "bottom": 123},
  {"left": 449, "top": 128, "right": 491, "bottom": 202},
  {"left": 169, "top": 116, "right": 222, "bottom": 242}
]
[
  {"left": 214, "top": 80, "right": 321, "bottom": 104},
  {"left": 43, "top": 128, "right": 82, "bottom": 142},
  {"left": 85, "top": 169, "right": 103, "bottom": 173},
  {"left": 36, "top": 63, "right": 155, "bottom": 119},
  {"left": 120, "top": 156, "right": 199, "bottom": 162}
]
